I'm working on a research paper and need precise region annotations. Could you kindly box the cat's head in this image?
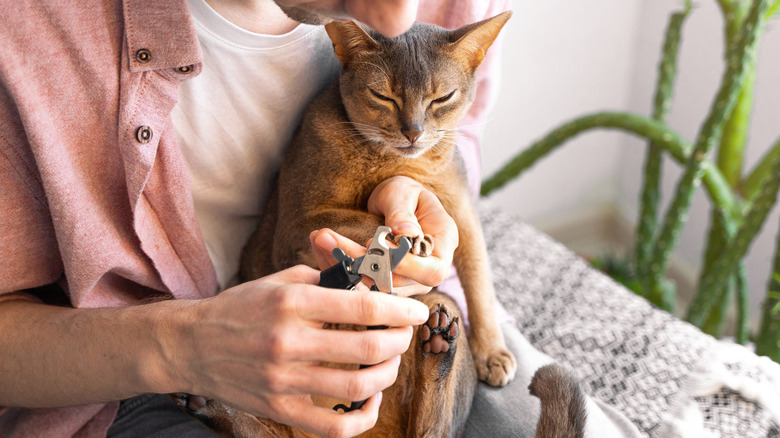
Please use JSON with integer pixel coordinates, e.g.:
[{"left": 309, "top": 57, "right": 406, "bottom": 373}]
[{"left": 325, "top": 12, "right": 511, "bottom": 158}]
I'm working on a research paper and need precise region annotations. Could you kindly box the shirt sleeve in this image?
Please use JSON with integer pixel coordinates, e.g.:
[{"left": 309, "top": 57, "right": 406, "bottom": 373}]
[
  {"left": 457, "top": 23, "right": 506, "bottom": 197},
  {"left": 455, "top": 0, "right": 511, "bottom": 197}
]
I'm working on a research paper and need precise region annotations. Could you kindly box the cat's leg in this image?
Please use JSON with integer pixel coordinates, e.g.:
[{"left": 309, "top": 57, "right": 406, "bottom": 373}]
[
  {"left": 273, "top": 208, "right": 385, "bottom": 270},
  {"left": 445, "top": 194, "right": 517, "bottom": 387},
  {"left": 405, "top": 292, "right": 477, "bottom": 438}
]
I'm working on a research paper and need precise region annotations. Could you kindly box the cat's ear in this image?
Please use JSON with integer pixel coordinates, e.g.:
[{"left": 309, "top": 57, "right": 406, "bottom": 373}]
[
  {"left": 448, "top": 11, "right": 512, "bottom": 70},
  {"left": 325, "top": 21, "right": 379, "bottom": 65}
]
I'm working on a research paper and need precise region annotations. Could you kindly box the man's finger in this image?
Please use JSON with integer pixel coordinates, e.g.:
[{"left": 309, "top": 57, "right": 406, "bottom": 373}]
[
  {"left": 290, "top": 355, "right": 402, "bottom": 401},
  {"left": 390, "top": 276, "right": 433, "bottom": 297},
  {"left": 291, "top": 326, "right": 412, "bottom": 365},
  {"left": 292, "top": 392, "right": 383, "bottom": 438},
  {"left": 345, "top": 0, "right": 419, "bottom": 37},
  {"left": 310, "top": 228, "right": 367, "bottom": 271},
  {"left": 294, "top": 286, "right": 428, "bottom": 326},
  {"left": 264, "top": 264, "right": 323, "bottom": 285}
]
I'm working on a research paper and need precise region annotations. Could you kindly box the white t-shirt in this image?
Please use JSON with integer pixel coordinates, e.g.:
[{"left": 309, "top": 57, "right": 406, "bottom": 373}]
[{"left": 172, "top": 0, "right": 340, "bottom": 289}]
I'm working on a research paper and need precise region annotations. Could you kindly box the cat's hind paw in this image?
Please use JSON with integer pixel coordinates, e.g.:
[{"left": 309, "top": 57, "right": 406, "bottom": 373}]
[
  {"left": 419, "top": 303, "right": 460, "bottom": 377},
  {"left": 420, "top": 303, "right": 459, "bottom": 355}
]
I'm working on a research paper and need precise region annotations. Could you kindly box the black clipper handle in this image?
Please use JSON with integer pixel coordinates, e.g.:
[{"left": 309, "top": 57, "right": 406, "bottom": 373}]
[
  {"left": 318, "top": 259, "right": 362, "bottom": 290},
  {"left": 319, "top": 264, "right": 385, "bottom": 413}
]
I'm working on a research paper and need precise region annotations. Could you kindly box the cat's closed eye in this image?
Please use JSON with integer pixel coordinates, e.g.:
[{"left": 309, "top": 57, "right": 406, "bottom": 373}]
[
  {"left": 430, "top": 90, "right": 457, "bottom": 108},
  {"left": 369, "top": 88, "right": 398, "bottom": 107}
]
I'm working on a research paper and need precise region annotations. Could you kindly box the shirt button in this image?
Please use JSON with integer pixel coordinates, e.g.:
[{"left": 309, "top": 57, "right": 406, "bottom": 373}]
[
  {"left": 135, "top": 125, "right": 153, "bottom": 144},
  {"left": 177, "top": 65, "right": 193, "bottom": 74},
  {"left": 135, "top": 48, "right": 152, "bottom": 63}
]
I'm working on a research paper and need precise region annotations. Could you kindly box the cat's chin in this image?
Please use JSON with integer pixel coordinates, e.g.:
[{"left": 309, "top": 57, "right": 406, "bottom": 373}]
[{"left": 393, "top": 145, "right": 427, "bottom": 158}]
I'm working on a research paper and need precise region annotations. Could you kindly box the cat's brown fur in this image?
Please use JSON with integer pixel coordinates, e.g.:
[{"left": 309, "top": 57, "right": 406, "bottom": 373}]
[{"left": 180, "top": 11, "right": 586, "bottom": 437}]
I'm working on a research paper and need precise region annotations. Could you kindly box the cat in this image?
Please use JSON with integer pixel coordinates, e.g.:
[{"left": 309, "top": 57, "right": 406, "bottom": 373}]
[
  {"left": 244, "top": 9, "right": 517, "bottom": 391},
  {"left": 177, "top": 11, "right": 587, "bottom": 437}
]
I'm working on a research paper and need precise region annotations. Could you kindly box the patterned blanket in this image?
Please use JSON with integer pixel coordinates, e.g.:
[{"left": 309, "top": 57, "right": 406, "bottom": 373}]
[{"left": 480, "top": 204, "right": 780, "bottom": 437}]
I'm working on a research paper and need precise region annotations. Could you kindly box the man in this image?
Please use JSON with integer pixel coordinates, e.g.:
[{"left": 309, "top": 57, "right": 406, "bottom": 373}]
[
  {"left": 0, "top": 0, "right": 642, "bottom": 437},
  {"left": 0, "top": 0, "right": 500, "bottom": 436}
]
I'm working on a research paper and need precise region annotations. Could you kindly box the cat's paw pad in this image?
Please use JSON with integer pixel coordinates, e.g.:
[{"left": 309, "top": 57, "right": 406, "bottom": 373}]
[
  {"left": 172, "top": 393, "right": 209, "bottom": 415},
  {"left": 420, "top": 303, "right": 459, "bottom": 355},
  {"left": 472, "top": 346, "right": 517, "bottom": 387},
  {"left": 394, "top": 233, "right": 434, "bottom": 257}
]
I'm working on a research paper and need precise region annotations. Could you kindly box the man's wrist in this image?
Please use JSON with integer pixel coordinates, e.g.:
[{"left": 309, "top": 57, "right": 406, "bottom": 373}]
[{"left": 132, "top": 298, "right": 201, "bottom": 396}]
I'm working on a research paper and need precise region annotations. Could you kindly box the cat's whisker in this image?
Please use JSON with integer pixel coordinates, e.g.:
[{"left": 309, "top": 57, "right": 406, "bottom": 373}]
[
  {"left": 434, "top": 143, "right": 455, "bottom": 154},
  {"left": 350, "top": 126, "right": 386, "bottom": 135},
  {"left": 332, "top": 121, "right": 383, "bottom": 131},
  {"left": 338, "top": 127, "right": 378, "bottom": 134},
  {"left": 337, "top": 127, "right": 383, "bottom": 139},
  {"left": 355, "top": 61, "right": 390, "bottom": 80},
  {"left": 336, "top": 128, "right": 367, "bottom": 135},
  {"left": 437, "top": 138, "right": 456, "bottom": 146},
  {"left": 437, "top": 120, "right": 493, "bottom": 133},
  {"left": 437, "top": 135, "right": 458, "bottom": 146},
  {"left": 434, "top": 140, "right": 457, "bottom": 153},
  {"left": 367, "top": 78, "right": 387, "bottom": 88}
]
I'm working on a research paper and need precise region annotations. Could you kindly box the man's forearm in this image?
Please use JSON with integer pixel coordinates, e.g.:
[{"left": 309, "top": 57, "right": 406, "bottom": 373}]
[{"left": 0, "top": 298, "right": 191, "bottom": 408}]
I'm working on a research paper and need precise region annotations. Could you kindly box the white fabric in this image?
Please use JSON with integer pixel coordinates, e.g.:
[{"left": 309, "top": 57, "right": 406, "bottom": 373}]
[
  {"left": 173, "top": 0, "right": 340, "bottom": 289},
  {"left": 661, "top": 340, "right": 780, "bottom": 436}
]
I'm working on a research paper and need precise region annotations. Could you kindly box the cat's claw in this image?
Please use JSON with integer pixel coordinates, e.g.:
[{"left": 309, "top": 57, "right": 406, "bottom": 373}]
[{"left": 394, "top": 233, "right": 434, "bottom": 257}]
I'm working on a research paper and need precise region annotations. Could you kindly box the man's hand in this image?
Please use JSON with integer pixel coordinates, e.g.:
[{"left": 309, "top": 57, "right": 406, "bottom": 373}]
[
  {"left": 310, "top": 176, "right": 458, "bottom": 297},
  {"left": 271, "top": 0, "right": 419, "bottom": 37},
  {"left": 179, "top": 265, "right": 429, "bottom": 438}
]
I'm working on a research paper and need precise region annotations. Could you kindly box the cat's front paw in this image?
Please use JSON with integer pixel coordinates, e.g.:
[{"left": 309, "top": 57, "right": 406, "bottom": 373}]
[
  {"left": 471, "top": 343, "right": 517, "bottom": 387},
  {"left": 393, "top": 233, "right": 434, "bottom": 257}
]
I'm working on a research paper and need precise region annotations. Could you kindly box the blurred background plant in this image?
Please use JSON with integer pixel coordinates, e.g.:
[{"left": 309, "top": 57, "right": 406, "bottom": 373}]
[{"left": 482, "top": 0, "right": 780, "bottom": 361}]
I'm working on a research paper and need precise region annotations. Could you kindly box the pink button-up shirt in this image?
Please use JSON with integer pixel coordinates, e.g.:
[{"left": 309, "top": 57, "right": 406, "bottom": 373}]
[{"left": 0, "top": 0, "right": 508, "bottom": 436}]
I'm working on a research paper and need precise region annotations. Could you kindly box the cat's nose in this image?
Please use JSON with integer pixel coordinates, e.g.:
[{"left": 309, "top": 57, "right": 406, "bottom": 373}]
[{"left": 402, "top": 128, "right": 423, "bottom": 143}]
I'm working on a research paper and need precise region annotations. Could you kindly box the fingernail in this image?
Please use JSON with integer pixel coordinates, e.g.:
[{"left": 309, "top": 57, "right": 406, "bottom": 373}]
[
  {"left": 314, "top": 230, "right": 338, "bottom": 250},
  {"left": 395, "top": 222, "right": 418, "bottom": 235},
  {"left": 413, "top": 301, "right": 429, "bottom": 323},
  {"left": 308, "top": 230, "right": 319, "bottom": 247}
]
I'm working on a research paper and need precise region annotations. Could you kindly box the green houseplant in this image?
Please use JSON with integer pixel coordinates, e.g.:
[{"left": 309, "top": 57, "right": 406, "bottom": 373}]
[{"left": 481, "top": 0, "right": 780, "bottom": 361}]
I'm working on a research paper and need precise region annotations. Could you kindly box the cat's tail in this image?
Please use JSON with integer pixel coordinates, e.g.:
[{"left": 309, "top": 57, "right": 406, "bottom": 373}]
[{"left": 528, "top": 364, "right": 588, "bottom": 438}]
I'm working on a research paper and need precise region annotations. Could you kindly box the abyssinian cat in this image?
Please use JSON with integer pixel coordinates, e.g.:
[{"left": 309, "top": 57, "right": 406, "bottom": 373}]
[
  {"left": 246, "top": 9, "right": 518, "bottom": 390},
  {"left": 178, "top": 11, "right": 587, "bottom": 438}
]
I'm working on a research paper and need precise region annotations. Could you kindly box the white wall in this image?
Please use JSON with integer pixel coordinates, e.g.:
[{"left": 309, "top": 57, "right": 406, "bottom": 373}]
[
  {"left": 481, "top": 0, "right": 643, "bottom": 222},
  {"left": 482, "top": 0, "right": 780, "bottom": 327}
]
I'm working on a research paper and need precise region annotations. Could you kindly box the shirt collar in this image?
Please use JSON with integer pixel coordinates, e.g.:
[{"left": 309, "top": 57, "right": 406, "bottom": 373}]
[{"left": 123, "top": 0, "right": 202, "bottom": 73}]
